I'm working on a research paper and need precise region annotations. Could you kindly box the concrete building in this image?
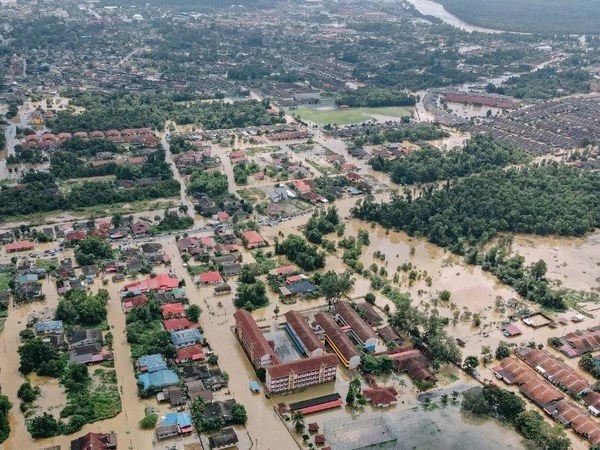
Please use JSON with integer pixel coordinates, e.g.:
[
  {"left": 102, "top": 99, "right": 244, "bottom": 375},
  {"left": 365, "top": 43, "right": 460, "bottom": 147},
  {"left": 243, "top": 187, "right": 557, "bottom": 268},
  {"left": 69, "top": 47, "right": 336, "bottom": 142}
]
[
  {"left": 314, "top": 312, "right": 361, "bottom": 369},
  {"left": 284, "top": 310, "right": 324, "bottom": 356},
  {"left": 334, "top": 301, "right": 378, "bottom": 351},
  {"left": 265, "top": 354, "right": 337, "bottom": 393}
]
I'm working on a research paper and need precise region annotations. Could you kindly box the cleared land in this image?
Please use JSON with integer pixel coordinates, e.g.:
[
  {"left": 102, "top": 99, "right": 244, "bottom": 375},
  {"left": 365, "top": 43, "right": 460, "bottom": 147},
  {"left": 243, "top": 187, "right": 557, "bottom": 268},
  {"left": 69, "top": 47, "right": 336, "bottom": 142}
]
[
  {"left": 438, "top": 0, "right": 600, "bottom": 34},
  {"left": 293, "top": 106, "right": 413, "bottom": 125}
]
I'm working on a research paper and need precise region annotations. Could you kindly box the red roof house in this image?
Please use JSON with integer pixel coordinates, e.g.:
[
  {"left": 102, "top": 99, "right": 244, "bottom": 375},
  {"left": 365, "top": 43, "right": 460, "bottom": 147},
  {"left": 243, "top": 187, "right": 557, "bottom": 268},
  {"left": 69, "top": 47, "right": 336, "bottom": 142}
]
[
  {"left": 243, "top": 231, "right": 266, "bottom": 249},
  {"left": 4, "top": 241, "right": 35, "bottom": 253},
  {"left": 199, "top": 271, "right": 223, "bottom": 285},
  {"left": 163, "top": 318, "right": 193, "bottom": 332},
  {"left": 123, "top": 273, "right": 179, "bottom": 293},
  {"left": 175, "top": 344, "right": 206, "bottom": 363},
  {"left": 162, "top": 303, "right": 185, "bottom": 319},
  {"left": 65, "top": 230, "right": 87, "bottom": 241}
]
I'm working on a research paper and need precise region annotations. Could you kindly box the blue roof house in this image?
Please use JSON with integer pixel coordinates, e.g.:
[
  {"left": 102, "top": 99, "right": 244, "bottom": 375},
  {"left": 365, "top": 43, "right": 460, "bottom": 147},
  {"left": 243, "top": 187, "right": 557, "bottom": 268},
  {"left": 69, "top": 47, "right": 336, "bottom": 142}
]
[
  {"left": 34, "top": 320, "right": 64, "bottom": 335},
  {"left": 170, "top": 328, "right": 202, "bottom": 349},
  {"left": 138, "top": 354, "right": 168, "bottom": 373},
  {"left": 161, "top": 412, "right": 193, "bottom": 430},
  {"left": 138, "top": 369, "right": 179, "bottom": 389}
]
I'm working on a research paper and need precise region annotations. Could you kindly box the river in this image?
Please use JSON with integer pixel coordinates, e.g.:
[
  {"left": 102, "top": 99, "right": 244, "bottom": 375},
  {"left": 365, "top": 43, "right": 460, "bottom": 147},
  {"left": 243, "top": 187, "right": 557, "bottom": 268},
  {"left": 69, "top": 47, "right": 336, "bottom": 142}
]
[{"left": 405, "top": 0, "right": 504, "bottom": 33}]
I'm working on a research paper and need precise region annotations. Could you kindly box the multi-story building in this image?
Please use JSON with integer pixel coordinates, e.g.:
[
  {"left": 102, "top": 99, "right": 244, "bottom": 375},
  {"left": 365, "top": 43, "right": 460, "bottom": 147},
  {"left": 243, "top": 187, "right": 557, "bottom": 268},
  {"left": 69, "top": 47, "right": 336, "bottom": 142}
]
[
  {"left": 233, "top": 309, "right": 279, "bottom": 369},
  {"left": 334, "top": 301, "right": 378, "bottom": 351},
  {"left": 284, "top": 310, "right": 324, "bottom": 357},
  {"left": 266, "top": 354, "right": 338, "bottom": 393},
  {"left": 314, "top": 312, "right": 361, "bottom": 369}
]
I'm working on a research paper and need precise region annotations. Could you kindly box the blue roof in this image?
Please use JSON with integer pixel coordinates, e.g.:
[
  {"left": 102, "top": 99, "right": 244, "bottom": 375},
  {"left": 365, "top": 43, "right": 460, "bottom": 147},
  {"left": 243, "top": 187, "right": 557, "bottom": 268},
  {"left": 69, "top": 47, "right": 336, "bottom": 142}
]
[
  {"left": 138, "top": 354, "right": 167, "bottom": 373},
  {"left": 162, "top": 412, "right": 192, "bottom": 428},
  {"left": 170, "top": 328, "right": 202, "bottom": 346},
  {"left": 34, "top": 320, "right": 64, "bottom": 333},
  {"left": 249, "top": 381, "right": 260, "bottom": 392},
  {"left": 138, "top": 369, "right": 179, "bottom": 389}
]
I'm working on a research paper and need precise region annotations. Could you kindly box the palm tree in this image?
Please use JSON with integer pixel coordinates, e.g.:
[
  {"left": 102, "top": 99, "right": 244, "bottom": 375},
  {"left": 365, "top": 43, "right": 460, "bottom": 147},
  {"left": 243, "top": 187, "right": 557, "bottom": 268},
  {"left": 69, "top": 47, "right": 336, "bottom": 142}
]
[{"left": 291, "top": 411, "right": 305, "bottom": 433}]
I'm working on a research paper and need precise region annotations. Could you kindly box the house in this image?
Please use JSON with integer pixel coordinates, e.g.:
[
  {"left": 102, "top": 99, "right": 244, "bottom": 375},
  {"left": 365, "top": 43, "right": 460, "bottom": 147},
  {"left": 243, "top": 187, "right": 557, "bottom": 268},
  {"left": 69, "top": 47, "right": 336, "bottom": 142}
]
[
  {"left": 138, "top": 354, "right": 168, "bottom": 373},
  {"left": 122, "top": 294, "right": 149, "bottom": 312},
  {"left": 269, "top": 265, "right": 297, "bottom": 276},
  {"left": 65, "top": 231, "right": 87, "bottom": 242},
  {"left": 204, "top": 399, "right": 236, "bottom": 425},
  {"left": 176, "top": 345, "right": 206, "bottom": 363},
  {"left": 69, "top": 343, "right": 113, "bottom": 365},
  {"left": 164, "top": 318, "right": 193, "bottom": 332},
  {"left": 34, "top": 320, "right": 64, "bottom": 335},
  {"left": 199, "top": 271, "right": 224, "bottom": 285},
  {"left": 216, "top": 211, "right": 230, "bottom": 222},
  {"left": 5, "top": 241, "right": 35, "bottom": 253},
  {"left": 268, "top": 187, "right": 290, "bottom": 203},
  {"left": 162, "top": 303, "right": 185, "bottom": 319},
  {"left": 214, "top": 284, "right": 232, "bottom": 296},
  {"left": 70, "top": 432, "right": 117, "bottom": 450},
  {"left": 292, "top": 179, "right": 311, "bottom": 194},
  {"left": 221, "top": 263, "right": 242, "bottom": 276},
  {"left": 363, "top": 386, "right": 398, "bottom": 408},
  {"left": 138, "top": 369, "right": 179, "bottom": 389},
  {"left": 389, "top": 349, "right": 436, "bottom": 382},
  {"left": 186, "top": 379, "right": 214, "bottom": 402},
  {"left": 502, "top": 325, "right": 523, "bottom": 337},
  {"left": 242, "top": 231, "right": 266, "bottom": 249},
  {"left": 183, "top": 363, "right": 226, "bottom": 391},
  {"left": 69, "top": 329, "right": 102, "bottom": 348},
  {"left": 279, "top": 280, "right": 316, "bottom": 297},
  {"left": 122, "top": 273, "right": 178, "bottom": 294},
  {"left": 209, "top": 428, "right": 239, "bottom": 450},
  {"left": 156, "top": 413, "right": 193, "bottom": 439},
  {"left": 158, "top": 385, "right": 186, "bottom": 406},
  {"left": 131, "top": 221, "right": 150, "bottom": 236},
  {"left": 177, "top": 237, "right": 199, "bottom": 253},
  {"left": 171, "top": 328, "right": 203, "bottom": 349},
  {"left": 81, "top": 265, "right": 99, "bottom": 279}
]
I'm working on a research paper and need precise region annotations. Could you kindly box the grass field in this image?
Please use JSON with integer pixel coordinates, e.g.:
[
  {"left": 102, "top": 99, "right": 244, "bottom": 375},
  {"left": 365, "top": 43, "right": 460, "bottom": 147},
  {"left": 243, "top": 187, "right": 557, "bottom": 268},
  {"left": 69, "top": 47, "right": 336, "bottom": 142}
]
[{"left": 292, "top": 106, "right": 413, "bottom": 125}]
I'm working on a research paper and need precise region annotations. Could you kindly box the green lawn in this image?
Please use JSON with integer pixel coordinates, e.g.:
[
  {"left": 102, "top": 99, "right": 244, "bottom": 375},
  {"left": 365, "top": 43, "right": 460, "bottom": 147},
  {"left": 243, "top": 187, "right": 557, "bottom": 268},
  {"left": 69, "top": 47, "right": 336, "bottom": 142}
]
[
  {"left": 292, "top": 106, "right": 413, "bottom": 125},
  {"left": 0, "top": 273, "right": 11, "bottom": 293}
]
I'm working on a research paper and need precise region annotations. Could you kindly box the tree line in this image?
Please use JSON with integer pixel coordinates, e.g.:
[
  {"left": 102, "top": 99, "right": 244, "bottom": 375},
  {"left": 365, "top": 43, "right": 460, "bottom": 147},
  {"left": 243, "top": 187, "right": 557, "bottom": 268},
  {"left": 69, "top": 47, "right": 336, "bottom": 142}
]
[
  {"left": 335, "top": 88, "right": 416, "bottom": 108},
  {"left": 370, "top": 134, "right": 529, "bottom": 184}
]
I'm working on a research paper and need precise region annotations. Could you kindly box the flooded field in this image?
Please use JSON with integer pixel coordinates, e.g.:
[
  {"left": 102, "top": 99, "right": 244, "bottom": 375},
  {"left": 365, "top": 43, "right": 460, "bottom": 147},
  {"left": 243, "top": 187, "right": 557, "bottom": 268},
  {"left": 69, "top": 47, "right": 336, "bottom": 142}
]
[{"left": 512, "top": 232, "right": 600, "bottom": 292}]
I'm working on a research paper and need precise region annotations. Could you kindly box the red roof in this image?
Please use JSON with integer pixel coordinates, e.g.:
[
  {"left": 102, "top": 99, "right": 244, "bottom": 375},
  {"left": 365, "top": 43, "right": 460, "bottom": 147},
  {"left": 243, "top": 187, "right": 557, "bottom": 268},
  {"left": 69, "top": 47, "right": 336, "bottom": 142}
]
[
  {"left": 217, "top": 211, "right": 230, "bottom": 221},
  {"left": 65, "top": 230, "right": 87, "bottom": 241},
  {"left": 292, "top": 179, "right": 311, "bottom": 193},
  {"left": 123, "top": 294, "right": 149, "bottom": 312},
  {"left": 161, "top": 302, "right": 185, "bottom": 318},
  {"left": 176, "top": 345, "right": 205, "bottom": 362},
  {"left": 286, "top": 274, "right": 306, "bottom": 284},
  {"left": 243, "top": 231, "right": 265, "bottom": 245},
  {"left": 271, "top": 265, "right": 296, "bottom": 275},
  {"left": 363, "top": 386, "right": 398, "bottom": 406},
  {"left": 199, "top": 271, "right": 223, "bottom": 284},
  {"left": 314, "top": 312, "right": 360, "bottom": 364},
  {"left": 4, "top": 241, "right": 35, "bottom": 252},
  {"left": 163, "top": 318, "right": 192, "bottom": 331},
  {"left": 335, "top": 301, "right": 377, "bottom": 344},
  {"left": 123, "top": 273, "right": 179, "bottom": 293},
  {"left": 284, "top": 310, "right": 323, "bottom": 354},
  {"left": 297, "top": 399, "right": 343, "bottom": 415},
  {"left": 233, "top": 309, "right": 276, "bottom": 362},
  {"left": 502, "top": 325, "right": 522, "bottom": 336},
  {"left": 200, "top": 236, "right": 215, "bottom": 247}
]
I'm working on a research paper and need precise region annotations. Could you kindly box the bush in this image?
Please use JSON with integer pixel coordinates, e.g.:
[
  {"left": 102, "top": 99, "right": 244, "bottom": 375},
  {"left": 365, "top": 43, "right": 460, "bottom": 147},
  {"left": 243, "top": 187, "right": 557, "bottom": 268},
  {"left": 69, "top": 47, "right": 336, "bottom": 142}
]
[{"left": 139, "top": 413, "right": 159, "bottom": 429}]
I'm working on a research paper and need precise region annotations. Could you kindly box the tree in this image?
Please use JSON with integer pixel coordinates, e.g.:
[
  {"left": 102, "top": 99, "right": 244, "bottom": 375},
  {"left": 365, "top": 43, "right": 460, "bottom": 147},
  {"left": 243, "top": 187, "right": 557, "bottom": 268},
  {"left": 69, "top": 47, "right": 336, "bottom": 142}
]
[
  {"left": 185, "top": 304, "right": 202, "bottom": 323},
  {"left": 231, "top": 403, "right": 247, "bottom": 424},
  {"left": 320, "top": 270, "right": 354, "bottom": 310},
  {"left": 364, "top": 292, "right": 376, "bottom": 304},
  {"left": 346, "top": 388, "right": 355, "bottom": 405},
  {"left": 292, "top": 411, "right": 305, "bottom": 433},
  {"left": 75, "top": 237, "right": 114, "bottom": 266},
  {"left": 439, "top": 290, "right": 451, "bottom": 302},
  {"left": 495, "top": 341, "right": 511, "bottom": 360},
  {"left": 482, "top": 385, "right": 525, "bottom": 421},
  {"left": 27, "top": 413, "right": 62, "bottom": 438},
  {"left": 463, "top": 355, "right": 479, "bottom": 374},
  {"left": 17, "top": 381, "right": 40, "bottom": 403},
  {"left": 461, "top": 387, "right": 491, "bottom": 416},
  {"left": 0, "top": 395, "right": 11, "bottom": 444},
  {"left": 234, "top": 281, "right": 269, "bottom": 311},
  {"left": 111, "top": 213, "right": 122, "bottom": 228}
]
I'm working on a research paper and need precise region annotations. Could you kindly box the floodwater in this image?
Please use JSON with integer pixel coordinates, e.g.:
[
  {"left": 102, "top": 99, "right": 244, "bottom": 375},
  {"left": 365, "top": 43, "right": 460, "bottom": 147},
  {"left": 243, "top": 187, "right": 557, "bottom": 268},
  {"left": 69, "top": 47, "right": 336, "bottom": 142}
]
[
  {"left": 405, "top": 0, "right": 504, "bottom": 33},
  {"left": 511, "top": 232, "right": 600, "bottom": 292}
]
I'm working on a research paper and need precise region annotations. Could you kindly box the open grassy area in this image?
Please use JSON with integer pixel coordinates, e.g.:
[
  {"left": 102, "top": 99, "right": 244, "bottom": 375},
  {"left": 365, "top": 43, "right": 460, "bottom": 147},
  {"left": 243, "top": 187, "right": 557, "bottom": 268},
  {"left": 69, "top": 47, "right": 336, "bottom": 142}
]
[
  {"left": 2, "top": 199, "right": 177, "bottom": 227},
  {"left": 0, "top": 272, "right": 11, "bottom": 293},
  {"left": 291, "top": 106, "right": 413, "bottom": 125}
]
